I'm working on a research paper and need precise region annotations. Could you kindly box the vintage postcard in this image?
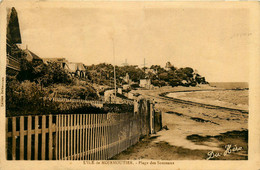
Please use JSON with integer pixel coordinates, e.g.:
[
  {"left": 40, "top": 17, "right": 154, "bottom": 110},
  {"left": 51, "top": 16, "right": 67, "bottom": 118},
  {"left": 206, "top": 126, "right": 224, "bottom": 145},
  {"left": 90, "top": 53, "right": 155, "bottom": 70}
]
[{"left": 0, "top": 0, "right": 259, "bottom": 169}]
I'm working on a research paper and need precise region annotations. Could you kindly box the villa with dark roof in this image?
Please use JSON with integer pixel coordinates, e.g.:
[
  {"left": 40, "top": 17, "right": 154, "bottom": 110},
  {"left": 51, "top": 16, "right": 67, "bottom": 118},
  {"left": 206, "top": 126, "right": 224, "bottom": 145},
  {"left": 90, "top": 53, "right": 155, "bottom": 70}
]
[
  {"left": 6, "top": 7, "right": 43, "bottom": 76},
  {"left": 43, "top": 58, "right": 87, "bottom": 78},
  {"left": 23, "top": 48, "right": 43, "bottom": 64},
  {"left": 6, "top": 7, "right": 22, "bottom": 75},
  {"left": 6, "top": 7, "right": 86, "bottom": 79}
]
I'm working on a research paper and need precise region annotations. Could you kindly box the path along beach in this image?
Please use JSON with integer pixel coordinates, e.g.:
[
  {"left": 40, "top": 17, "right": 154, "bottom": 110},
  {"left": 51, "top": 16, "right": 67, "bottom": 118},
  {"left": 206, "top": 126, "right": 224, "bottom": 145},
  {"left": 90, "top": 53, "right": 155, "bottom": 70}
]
[{"left": 112, "top": 84, "right": 248, "bottom": 160}]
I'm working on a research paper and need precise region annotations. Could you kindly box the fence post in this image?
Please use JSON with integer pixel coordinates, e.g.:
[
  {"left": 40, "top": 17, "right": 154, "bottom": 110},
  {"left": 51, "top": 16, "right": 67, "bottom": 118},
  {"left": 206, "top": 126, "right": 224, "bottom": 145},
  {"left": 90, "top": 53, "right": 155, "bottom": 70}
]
[
  {"left": 73, "top": 114, "right": 76, "bottom": 160},
  {"left": 11, "top": 117, "right": 16, "bottom": 160},
  {"left": 87, "top": 114, "right": 90, "bottom": 160},
  {"left": 150, "top": 100, "right": 154, "bottom": 134},
  {"left": 58, "top": 114, "right": 61, "bottom": 160},
  {"left": 83, "top": 114, "right": 86, "bottom": 160},
  {"left": 35, "top": 116, "right": 39, "bottom": 160},
  {"left": 77, "top": 114, "right": 80, "bottom": 160},
  {"left": 27, "top": 116, "right": 32, "bottom": 160},
  {"left": 64, "top": 115, "right": 67, "bottom": 160},
  {"left": 79, "top": 114, "right": 82, "bottom": 160},
  {"left": 61, "top": 115, "right": 64, "bottom": 160},
  {"left": 20, "top": 116, "right": 24, "bottom": 160},
  {"left": 90, "top": 114, "right": 93, "bottom": 160},
  {"left": 6, "top": 118, "right": 8, "bottom": 160},
  {"left": 49, "top": 115, "right": 53, "bottom": 160},
  {"left": 70, "top": 114, "right": 73, "bottom": 160},
  {"left": 68, "top": 114, "right": 71, "bottom": 160},
  {"left": 55, "top": 115, "right": 58, "bottom": 160},
  {"left": 41, "top": 115, "right": 46, "bottom": 160}
]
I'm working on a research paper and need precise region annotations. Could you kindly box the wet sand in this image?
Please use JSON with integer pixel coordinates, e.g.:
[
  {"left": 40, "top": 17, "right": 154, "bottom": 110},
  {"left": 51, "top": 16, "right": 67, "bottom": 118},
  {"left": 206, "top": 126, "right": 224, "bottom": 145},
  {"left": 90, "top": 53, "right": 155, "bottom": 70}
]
[
  {"left": 166, "top": 90, "right": 248, "bottom": 111},
  {"left": 112, "top": 86, "right": 248, "bottom": 160}
]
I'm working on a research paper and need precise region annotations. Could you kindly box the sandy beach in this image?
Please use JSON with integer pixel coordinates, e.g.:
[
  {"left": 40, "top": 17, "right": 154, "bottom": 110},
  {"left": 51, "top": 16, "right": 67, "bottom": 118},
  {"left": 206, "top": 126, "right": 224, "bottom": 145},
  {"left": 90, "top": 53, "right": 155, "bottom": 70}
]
[{"left": 112, "top": 85, "right": 248, "bottom": 160}]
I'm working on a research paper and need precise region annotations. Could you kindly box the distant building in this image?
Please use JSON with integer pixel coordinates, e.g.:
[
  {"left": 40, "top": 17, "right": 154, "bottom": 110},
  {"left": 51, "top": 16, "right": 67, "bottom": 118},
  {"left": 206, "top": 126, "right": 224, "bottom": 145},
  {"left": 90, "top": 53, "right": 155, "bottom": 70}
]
[
  {"left": 128, "top": 92, "right": 134, "bottom": 99},
  {"left": 23, "top": 48, "right": 43, "bottom": 64},
  {"left": 145, "top": 68, "right": 157, "bottom": 75},
  {"left": 123, "top": 84, "right": 130, "bottom": 90},
  {"left": 123, "top": 73, "right": 130, "bottom": 83},
  {"left": 165, "top": 61, "right": 172, "bottom": 71},
  {"left": 127, "top": 92, "right": 140, "bottom": 100},
  {"left": 104, "top": 89, "right": 114, "bottom": 102},
  {"left": 104, "top": 88, "right": 123, "bottom": 103},
  {"left": 42, "top": 58, "right": 68, "bottom": 68},
  {"left": 118, "top": 88, "right": 123, "bottom": 94},
  {"left": 181, "top": 80, "right": 188, "bottom": 85},
  {"left": 65, "top": 62, "right": 86, "bottom": 78},
  {"left": 140, "top": 79, "right": 151, "bottom": 89},
  {"left": 43, "top": 58, "right": 87, "bottom": 78}
]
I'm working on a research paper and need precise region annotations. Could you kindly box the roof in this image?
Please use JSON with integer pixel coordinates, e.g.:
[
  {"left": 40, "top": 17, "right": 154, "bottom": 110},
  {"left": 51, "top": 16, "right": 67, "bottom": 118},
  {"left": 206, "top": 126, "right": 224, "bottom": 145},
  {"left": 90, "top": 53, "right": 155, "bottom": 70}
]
[
  {"left": 24, "top": 49, "right": 42, "bottom": 61},
  {"left": 66, "top": 63, "right": 77, "bottom": 72},
  {"left": 42, "top": 58, "right": 67, "bottom": 63},
  {"left": 7, "top": 7, "right": 22, "bottom": 44},
  {"left": 65, "top": 62, "right": 86, "bottom": 73},
  {"left": 28, "top": 50, "right": 42, "bottom": 60}
]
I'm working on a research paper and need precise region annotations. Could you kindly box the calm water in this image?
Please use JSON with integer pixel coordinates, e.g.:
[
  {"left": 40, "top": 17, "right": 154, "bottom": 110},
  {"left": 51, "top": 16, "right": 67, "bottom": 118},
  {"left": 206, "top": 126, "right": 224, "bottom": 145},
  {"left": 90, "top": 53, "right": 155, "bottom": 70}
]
[{"left": 209, "top": 82, "right": 249, "bottom": 89}]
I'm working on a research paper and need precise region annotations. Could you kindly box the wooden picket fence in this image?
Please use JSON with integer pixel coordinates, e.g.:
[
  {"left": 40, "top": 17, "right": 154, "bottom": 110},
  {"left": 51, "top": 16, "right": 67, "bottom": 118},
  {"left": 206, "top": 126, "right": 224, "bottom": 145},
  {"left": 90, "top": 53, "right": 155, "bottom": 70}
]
[
  {"left": 6, "top": 112, "right": 141, "bottom": 160},
  {"left": 43, "top": 97, "right": 104, "bottom": 108}
]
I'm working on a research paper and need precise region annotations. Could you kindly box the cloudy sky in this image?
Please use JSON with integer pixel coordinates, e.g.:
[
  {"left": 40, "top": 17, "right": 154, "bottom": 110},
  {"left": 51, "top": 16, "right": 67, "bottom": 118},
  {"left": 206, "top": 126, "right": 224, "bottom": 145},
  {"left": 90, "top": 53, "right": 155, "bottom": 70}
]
[{"left": 7, "top": 2, "right": 253, "bottom": 82}]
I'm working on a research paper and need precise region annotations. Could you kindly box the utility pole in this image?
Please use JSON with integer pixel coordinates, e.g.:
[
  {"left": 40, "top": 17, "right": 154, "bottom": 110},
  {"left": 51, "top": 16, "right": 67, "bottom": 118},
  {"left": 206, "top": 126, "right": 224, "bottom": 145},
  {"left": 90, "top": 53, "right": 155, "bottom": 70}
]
[
  {"left": 113, "top": 37, "right": 117, "bottom": 98},
  {"left": 142, "top": 58, "right": 148, "bottom": 69},
  {"left": 122, "top": 59, "right": 128, "bottom": 66}
]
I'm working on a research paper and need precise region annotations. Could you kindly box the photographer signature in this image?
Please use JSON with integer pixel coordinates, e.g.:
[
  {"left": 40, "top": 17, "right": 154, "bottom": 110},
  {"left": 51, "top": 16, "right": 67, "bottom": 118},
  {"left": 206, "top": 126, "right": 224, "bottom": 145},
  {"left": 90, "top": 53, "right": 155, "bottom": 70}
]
[{"left": 206, "top": 144, "right": 243, "bottom": 160}]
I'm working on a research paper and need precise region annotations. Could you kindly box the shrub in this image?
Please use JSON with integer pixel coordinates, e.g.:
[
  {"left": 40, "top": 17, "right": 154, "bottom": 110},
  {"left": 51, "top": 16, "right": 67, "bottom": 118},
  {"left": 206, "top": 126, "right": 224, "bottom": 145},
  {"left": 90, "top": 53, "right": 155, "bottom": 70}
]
[
  {"left": 6, "top": 79, "right": 57, "bottom": 116},
  {"left": 46, "top": 84, "right": 99, "bottom": 100},
  {"left": 17, "top": 59, "right": 73, "bottom": 86}
]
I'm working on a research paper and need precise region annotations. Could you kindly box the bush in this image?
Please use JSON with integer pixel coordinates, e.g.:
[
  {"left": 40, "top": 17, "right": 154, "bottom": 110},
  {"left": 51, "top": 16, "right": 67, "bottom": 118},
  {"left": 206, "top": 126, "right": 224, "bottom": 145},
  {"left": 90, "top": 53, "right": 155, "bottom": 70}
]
[
  {"left": 6, "top": 79, "right": 57, "bottom": 116},
  {"left": 46, "top": 84, "right": 99, "bottom": 100},
  {"left": 39, "top": 62, "right": 73, "bottom": 86},
  {"left": 17, "top": 59, "right": 73, "bottom": 86},
  {"left": 151, "top": 79, "right": 166, "bottom": 87}
]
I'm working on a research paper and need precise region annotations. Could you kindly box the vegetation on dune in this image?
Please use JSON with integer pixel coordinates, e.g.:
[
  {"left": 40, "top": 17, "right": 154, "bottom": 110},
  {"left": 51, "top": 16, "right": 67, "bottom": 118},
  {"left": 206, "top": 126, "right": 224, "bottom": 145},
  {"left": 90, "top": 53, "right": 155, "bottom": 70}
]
[
  {"left": 6, "top": 58, "right": 99, "bottom": 116},
  {"left": 6, "top": 57, "right": 207, "bottom": 116},
  {"left": 86, "top": 63, "right": 146, "bottom": 86},
  {"left": 46, "top": 83, "right": 99, "bottom": 100},
  {"left": 17, "top": 58, "right": 73, "bottom": 86},
  {"left": 6, "top": 77, "right": 58, "bottom": 116}
]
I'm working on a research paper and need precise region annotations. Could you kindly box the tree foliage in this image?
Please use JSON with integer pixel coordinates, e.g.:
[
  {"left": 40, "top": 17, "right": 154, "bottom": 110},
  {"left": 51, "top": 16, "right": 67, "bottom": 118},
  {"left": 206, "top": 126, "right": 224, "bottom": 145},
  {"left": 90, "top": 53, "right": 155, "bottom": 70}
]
[
  {"left": 86, "top": 63, "right": 207, "bottom": 87},
  {"left": 17, "top": 59, "right": 73, "bottom": 86},
  {"left": 86, "top": 63, "right": 146, "bottom": 85}
]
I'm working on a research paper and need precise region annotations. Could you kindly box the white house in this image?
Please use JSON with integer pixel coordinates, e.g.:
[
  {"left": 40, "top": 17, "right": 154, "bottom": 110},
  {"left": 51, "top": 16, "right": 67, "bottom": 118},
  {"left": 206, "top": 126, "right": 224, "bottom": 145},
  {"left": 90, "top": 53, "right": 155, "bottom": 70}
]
[
  {"left": 104, "top": 89, "right": 114, "bottom": 102},
  {"left": 123, "top": 84, "right": 130, "bottom": 90},
  {"left": 140, "top": 79, "right": 151, "bottom": 89}
]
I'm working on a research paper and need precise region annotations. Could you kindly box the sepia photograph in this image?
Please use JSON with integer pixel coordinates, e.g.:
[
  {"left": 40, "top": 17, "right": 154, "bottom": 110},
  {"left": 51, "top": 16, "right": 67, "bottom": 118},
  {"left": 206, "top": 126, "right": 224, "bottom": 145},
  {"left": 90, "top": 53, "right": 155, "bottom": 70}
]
[{"left": 1, "top": 1, "right": 260, "bottom": 169}]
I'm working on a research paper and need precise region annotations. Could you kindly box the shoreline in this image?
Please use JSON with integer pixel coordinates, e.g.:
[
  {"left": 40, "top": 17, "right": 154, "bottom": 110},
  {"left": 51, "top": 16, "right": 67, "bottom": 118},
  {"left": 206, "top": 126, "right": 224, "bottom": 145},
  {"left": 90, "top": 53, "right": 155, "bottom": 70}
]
[
  {"left": 114, "top": 84, "right": 249, "bottom": 160},
  {"left": 160, "top": 89, "right": 248, "bottom": 113}
]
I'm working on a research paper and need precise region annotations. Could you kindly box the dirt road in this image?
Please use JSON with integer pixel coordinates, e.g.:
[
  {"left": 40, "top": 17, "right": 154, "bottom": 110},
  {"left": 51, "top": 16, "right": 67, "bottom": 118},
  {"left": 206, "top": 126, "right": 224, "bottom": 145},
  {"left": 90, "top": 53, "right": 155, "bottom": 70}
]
[{"left": 112, "top": 86, "right": 248, "bottom": 160}]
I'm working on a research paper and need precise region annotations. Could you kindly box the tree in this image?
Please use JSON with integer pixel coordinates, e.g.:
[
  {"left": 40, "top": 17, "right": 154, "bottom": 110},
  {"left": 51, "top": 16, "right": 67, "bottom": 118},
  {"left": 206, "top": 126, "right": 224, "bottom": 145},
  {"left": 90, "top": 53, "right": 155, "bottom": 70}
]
[
  {"left": 17, "top": 59, "right": 73, "bottom": 86},
  {"left": 150, "top": 65, "right": 166, "bottom": 74},
  {"left": 16, "top": 58, "right": 35, "bottom": 81},
  {"left": 158, "top": 72, "right": 169, "bottom": 81},
  {"left": 183, "top": 67, "right": 194, "bottom": 78}
]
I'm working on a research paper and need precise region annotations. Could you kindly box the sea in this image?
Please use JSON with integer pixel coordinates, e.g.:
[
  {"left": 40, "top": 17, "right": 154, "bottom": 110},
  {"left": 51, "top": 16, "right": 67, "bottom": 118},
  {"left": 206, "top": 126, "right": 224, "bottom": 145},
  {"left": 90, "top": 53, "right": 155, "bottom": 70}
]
[{"left": 209, "top": 82, "right": 249, "bottom": 89}]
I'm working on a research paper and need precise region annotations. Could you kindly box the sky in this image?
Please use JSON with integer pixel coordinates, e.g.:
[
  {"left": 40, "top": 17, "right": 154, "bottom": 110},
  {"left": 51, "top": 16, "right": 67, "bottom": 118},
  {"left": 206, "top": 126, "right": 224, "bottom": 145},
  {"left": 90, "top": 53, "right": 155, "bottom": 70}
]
[{"left": 8, "top": 2, "right": 252, "bottom": 82}]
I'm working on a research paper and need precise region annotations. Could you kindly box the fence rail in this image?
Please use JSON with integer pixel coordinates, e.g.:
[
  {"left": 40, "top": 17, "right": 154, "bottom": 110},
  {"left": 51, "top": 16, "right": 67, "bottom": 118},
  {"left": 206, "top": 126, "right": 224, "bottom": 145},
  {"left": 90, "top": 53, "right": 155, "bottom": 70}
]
[{"left": 6, "top": 99, "right": 162, "bottom": 160}]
